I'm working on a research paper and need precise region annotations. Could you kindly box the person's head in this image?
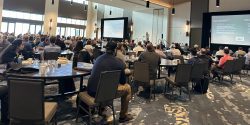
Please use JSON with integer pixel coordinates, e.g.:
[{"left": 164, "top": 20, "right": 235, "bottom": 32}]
[
  {"left": 146, "top": 43, "right": 155, "bottom": 52},
  {"left": 49, "top": 36, "right": 56, "bottom": 44},
  {"left": 22, "top": 35, "right": 29, "bottom": 42},
  {"left": 86, "top": 40, "right": 91, "bottom": 45},
  {"left": 219, "top": 46, "right": 223, "bottom": 50},
  {"left": 200, "top": 48, "right": 207, "bottom": 55},
  {"left": 12, "top": 39, "right": 24, "bottom": 51},
  {"left": 156, "top": 45, "right": 161, "bottom": 50},
  {"left": 67, "top": 36, "right": 71, "bottom": 40},
  {"left": 106, "top": 41, "right": 117, "bottom": 54},
  {"left": 138, "top": 42, "right": 142, "bottom": 46},
  {"left": 7, "top": 36, "right": 15, "bottom": 43},
  {"left": 190, "top": 48, "right": 197, "bottom": 56},
  {"left": 194, "top": 44, "right": 199, "bottom": 48},
  {"left": 185, "top": 43, "right": 188, "bottom": 46},
  {"left": 238, "top": 47, "right": 243, "bottom": 50},
  {"left": 29, "top": 36, "right": 34, "bottom": 42},
  {"left": 74, "top": 41, "right": 84, "bottom": 52},
  {"left": 116, "top": 43, "right": 123, "bottom": 51},
  {"left": 224, "top": 49, "right": 230, "bottom": 55}
]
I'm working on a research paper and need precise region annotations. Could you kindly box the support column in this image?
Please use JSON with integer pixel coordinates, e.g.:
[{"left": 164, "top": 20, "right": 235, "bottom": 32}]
[
  {"left": 0, "top": 0, "right": 4, "bottom": 30},
  {"left": 85, "top": 1, "right": 97, "bottom": 39},
  {"left": 43, "top": 0, "right": 59, "bottom": 36}
]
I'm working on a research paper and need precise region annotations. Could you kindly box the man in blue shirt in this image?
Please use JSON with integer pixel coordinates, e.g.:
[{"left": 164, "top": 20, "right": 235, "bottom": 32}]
[{"left": 87, "top": 41, "right": 133, "bottom": 123}]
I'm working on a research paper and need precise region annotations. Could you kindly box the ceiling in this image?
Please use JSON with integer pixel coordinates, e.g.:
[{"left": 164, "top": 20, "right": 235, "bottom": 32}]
[{"left": 88, "top": 0, "right": 190, "bottom": 11}]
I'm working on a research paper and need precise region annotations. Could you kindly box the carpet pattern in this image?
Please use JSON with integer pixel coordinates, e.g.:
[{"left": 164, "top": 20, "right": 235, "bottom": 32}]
[{"left": 1, "top": 72, "right": 250, "bottom": 125}]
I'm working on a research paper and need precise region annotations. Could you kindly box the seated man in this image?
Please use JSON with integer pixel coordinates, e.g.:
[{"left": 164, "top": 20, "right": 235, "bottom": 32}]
[
  {"left": 87, "top": 41, "right": 133, "bottom": 123},
  {"left": 44, "top": 36, "right": 61, "bottom": 53},
  {"left": 198, "top": 48, "right": 214, "bottom": 69},
  {"left": 187, "top": 48, "right": 201, "bottom": 64},
  {"left": 212, "top": 49, "right": 233, "bottom": 79},
  {"left": 138, "top": 44, "right": 161, "bottom": 98}
]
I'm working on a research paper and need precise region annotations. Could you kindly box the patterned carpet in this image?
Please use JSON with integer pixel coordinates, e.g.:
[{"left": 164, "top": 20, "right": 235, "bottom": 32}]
[{"left": 1, "top": 71, "right": 250, "bottom": 125}]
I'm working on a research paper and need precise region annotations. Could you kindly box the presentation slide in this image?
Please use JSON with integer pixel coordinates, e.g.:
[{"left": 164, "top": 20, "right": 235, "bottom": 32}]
[
  {"left": 211, "top": 14, "right": 250, "bottom": 45},
  {"left": 103, "top": 20, "right": 124, "bottom": 38}
]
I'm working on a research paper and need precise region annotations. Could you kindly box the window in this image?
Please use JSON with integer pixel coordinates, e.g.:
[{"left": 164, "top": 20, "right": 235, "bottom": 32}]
[
  {"left": 30, "top": 25, "right": 36, "bottom": 34},
  {"left": 71, "top": 28, "right": 75, "bottom": 36},
  {"left": 76, "top": 29, "right": 80, "bottom": 36},
  {"left": 1, "top": 22, "right": 8, "bottom": 33},
  {"left": 36, "top": 25, "right": 41, "bottom": 34},
  {"left": 2, "top": 10, "right": 44, "bottom": 21},
  {"left": 22, "top": 23, "right": 29, "bottom": 34},
  {"left": 66, "top": 18, "right": 72, "bottom": 24},
  {"left": 61, "top": 27, "right": 65, "bottom": 36},
  {"left": 15, "top": 23, "right": 23, "bottom": 36},
  {"left": 66, "top": 27, "right": 71, "bottom": 36},
  {"left": 8, "top": 23, "right": 15, "bottom": 34},
  {"left": 80, "top": 29, "right": 84, "bottom": 37},
  {"left": 56, "top": 27, "right": 61, "bottom": 35}
]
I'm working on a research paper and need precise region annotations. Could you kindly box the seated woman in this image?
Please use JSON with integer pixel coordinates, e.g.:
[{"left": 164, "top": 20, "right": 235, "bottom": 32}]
[{"left": 2, "top": 39, "right": 24, "bottom": 68}]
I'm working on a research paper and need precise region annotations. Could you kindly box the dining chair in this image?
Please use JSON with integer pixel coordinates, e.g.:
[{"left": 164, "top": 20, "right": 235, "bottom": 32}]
[
  {"left": 165, "top": 64, "right": 192, "bottom": 100},
  {"left": 76, "top": 70, "right": 121, "bottom": 125},
  {"left": 0, "top": 85, "right": 8, "bottom": 123},
  {"left": 44, "top": 52, "right": 60, "bottom": 60},
  {"left": 7, "top": 77, "right": 58, "bottom": 125}
]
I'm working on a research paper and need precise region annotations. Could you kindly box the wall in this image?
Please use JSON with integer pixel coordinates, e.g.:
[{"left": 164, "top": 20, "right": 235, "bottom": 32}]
[
  {"left": 58, "top": 0, "right": 87, "bottom": 20},
  {"left": 3, "top": 0, "right": 45, "bottom": 14},
  {"left": 168, "top": 2, "right": 191, "bottom": 45},
  {"left": 132, "top": 9, "right": 154, "bottom": 43},
  {"left": 104, "top": 5, "right": 124, "bottom": 18},
  {"left": 0, "top": 0, "right": 3, "bottom": 30},
  {"left": 209, "top": 0, "right": 250, "bottom": 12}
]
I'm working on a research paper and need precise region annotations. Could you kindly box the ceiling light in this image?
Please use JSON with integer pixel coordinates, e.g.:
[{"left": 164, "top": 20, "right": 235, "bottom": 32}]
[
  {"left": 52, "top": 0, "right": 54, "bottom": 5},
  {"left": 70, "top": 0, "right": 73, "bottom": 5}
]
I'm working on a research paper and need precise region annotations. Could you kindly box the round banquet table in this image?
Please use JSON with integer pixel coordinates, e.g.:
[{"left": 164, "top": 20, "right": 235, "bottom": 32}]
[{"left": 6, "top": 61, "right": 92, "bottom": 98}]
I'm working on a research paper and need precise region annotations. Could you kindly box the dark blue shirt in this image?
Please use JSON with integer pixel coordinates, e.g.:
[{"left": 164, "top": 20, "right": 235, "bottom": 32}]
[{"left": 87, "top": 53, "right": 126, "bottom": 97}]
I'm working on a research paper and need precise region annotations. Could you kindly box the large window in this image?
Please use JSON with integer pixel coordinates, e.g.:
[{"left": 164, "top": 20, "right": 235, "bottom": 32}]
[
  {"left": 1, "top": 22, "right": 8, "bottom": 33},
  {"left": 2, "top": 10, "right": 44, "bottom": 21},
  {"left": 8, "top": 23, "right": 15, "bottom": 33},
  {"left": 57, "top": 17, "right": 86, "bottom": 26},
  {"left": 56, "top": 26, "right": 84, "bottom": 37}
]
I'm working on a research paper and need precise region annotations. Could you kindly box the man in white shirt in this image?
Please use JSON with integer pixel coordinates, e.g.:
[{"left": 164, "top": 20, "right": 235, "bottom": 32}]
[
  {"left": 170, "top": 45, "right": 181, "bottom": 56},
  {"left": 44, "top": 36, "right": 61, "bottom": 53},
  {"left": 215, "top": 46, "right": 224, "bottom": 56},
  {"left": 245, "top": 48, "right": 250, "bottom": 65},
  {"left": 155, "top": 45, "right": 166, "bottom": 58},
  {"left": 133, "top": 42, "right": 144, "bottom": 55}
]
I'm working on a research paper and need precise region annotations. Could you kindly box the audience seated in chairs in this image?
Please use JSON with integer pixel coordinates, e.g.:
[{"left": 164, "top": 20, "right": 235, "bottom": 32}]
[
  {"left": 212, "top": 49, "right": 234, "bottom": 80},
  {"left": 155, "top": 45, "right": 167, "bottom": 58},
  {"left": 86, "top": 41, "right": 133, "bottom": 123},
  {"left": 235, "top": 47, "right": 246, "bottom": 57},
  {"left": 133, "top": 41, "right": 144, "bottom": 55},
  {"left": 138, "top": 43, "right": 161, "bottom": 99}
]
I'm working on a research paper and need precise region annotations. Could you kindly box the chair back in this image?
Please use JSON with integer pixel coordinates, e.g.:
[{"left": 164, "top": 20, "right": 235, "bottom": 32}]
[
  {"left": 8, "top": 77, "right": 44, "bottom": 123},
  {"left": 95, "top": 70, "right": 121, "bottom": 104},
  {"left": 191, "top": 63, "right": 205, "bottom": 80},
  {"left": 78, "top": 51, "right": 91, "bottom": 63},
  {"left": 233, "top": 59, "right": 244, "bottom": 73},
  {"left": 44, "top": 52, "right": 60, "bottom": 60},
  {"left": 134, "top": 61, "right": 150, "bottom": 83},
  {"left": 222, "top": 60, "right": 234, "bottom": 73},
  {"left": 173, "top": 55, "right": 184, "bottom": 64},
  {"left": 137, "top": 51, "right": 144, "bottom": 57},
  {"left": 175, "top": 64, "right": 192, "bottom": 83}
]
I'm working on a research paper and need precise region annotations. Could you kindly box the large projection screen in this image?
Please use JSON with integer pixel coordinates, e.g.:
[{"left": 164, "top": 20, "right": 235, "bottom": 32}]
[
  {"left": 211, "top": 14, "right": 250, "bottom": 46},
  {"left": 103, "top": 19, "right": 125, "bottom": 38}
]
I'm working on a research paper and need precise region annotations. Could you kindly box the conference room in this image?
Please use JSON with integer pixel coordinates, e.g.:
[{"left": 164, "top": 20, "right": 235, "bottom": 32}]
[{"left": 0, "top": 0, "right": 250, "bottom": 124}]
